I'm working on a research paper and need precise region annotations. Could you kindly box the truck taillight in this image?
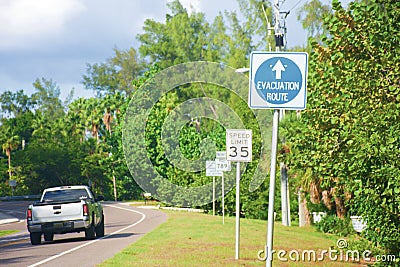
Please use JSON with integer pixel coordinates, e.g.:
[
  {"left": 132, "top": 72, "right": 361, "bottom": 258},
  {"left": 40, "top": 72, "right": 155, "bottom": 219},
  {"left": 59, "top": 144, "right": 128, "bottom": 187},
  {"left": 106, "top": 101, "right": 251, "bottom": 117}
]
[
  {"left": 83, "top": 204, "right": 88, "bottom": 216},
  {"left": 27, "top": 209, "right": 32, "bottom": 221}
]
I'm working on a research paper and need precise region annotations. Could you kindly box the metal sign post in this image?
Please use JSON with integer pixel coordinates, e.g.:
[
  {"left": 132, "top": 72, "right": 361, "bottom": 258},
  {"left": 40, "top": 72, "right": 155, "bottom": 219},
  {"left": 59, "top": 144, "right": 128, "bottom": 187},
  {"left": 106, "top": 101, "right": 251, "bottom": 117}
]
[
  {"left": 213, "top": 176, "right": 215, "bottom": 216},
  {"left": 222, "top": 173, "right": 225, "bottom": 224},
  {"left": 266, "top": 109, "right": 279, "bottom": 267},
  {"left": 206, "top": 161, "right": 222, "bottom": 217},
  {"left": 226, "top": 129, "right": 252, "bottom": 260},
  {"left": 235, "top": 161, "right": 240, "bottom": 259},
  {"left": 216, "top": 151, "right": 231, "bottom": 225},
  {"left": 248, "top": 51, "right": 308, "bottom": 266}
]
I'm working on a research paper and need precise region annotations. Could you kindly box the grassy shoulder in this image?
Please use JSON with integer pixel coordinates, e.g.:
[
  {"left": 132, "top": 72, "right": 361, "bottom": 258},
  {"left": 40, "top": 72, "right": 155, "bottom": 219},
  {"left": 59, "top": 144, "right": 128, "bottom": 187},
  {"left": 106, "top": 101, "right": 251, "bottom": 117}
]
[
  {"left": 99, "top": 210, "right": 362, "bottom": 267},
  {"left": 0, "top": 230, "right": 19, "bottom": 237}
]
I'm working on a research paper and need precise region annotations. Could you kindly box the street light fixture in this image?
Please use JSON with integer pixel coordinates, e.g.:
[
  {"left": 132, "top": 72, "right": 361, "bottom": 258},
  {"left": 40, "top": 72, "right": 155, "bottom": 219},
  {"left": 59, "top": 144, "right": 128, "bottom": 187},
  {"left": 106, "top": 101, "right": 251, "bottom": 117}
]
[{"left": 235, "top": 67, "right": 250, "bottom": 73}]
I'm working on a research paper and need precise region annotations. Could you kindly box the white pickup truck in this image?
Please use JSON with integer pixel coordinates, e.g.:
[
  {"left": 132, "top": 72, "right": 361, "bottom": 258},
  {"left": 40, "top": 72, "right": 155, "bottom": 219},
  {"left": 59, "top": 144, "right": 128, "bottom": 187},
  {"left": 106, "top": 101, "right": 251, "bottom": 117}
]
[{"left": 27, "top": 185, "right": 104, "bottom": 245}]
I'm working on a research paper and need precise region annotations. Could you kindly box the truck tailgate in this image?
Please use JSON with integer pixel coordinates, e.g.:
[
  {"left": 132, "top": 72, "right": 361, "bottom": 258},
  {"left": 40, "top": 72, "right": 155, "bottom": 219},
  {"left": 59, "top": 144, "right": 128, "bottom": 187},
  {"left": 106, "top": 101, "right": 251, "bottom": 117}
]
[{"left": 32, "top": 201, "right": 84, "bottom": 223}]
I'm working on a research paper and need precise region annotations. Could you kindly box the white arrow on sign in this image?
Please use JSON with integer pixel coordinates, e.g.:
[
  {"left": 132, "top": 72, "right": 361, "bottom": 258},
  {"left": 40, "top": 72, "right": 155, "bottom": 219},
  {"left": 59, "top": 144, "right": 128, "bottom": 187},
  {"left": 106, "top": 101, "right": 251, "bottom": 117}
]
[{"left": 271, "top": 60, "right": 286, "bottom": 80}]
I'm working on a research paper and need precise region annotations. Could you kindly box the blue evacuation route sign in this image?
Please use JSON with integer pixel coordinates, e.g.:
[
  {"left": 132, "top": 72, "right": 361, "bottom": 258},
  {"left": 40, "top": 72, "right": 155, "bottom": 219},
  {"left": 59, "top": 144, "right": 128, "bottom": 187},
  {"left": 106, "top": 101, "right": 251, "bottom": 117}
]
[{"left": 248, "top": 52, "right": 308, "bottom": 110}]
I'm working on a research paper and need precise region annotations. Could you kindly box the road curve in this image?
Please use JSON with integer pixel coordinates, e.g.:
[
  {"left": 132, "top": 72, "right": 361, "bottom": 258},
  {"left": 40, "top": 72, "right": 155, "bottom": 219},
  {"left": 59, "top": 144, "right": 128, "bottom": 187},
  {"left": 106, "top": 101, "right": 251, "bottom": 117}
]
[{"left": 0, "top": 202, "right": 167, "bottom": 267}]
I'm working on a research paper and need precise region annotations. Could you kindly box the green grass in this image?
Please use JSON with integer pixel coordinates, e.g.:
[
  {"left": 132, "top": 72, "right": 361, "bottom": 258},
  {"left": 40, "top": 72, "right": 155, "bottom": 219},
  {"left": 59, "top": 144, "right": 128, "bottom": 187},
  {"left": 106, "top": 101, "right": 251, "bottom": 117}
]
[
  {"left": 0, "top": 230, "right": 18, "bottom": 237},
  {"left": 99, "top": 211, "right": 362, "bottom": 267}
]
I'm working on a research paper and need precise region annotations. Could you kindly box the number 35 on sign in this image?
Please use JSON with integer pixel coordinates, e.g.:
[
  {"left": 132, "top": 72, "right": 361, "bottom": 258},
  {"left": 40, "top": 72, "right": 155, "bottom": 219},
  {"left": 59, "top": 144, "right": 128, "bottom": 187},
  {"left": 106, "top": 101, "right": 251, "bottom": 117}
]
[{"left": 226, "top": 129, "right": 252, "bottom": 162}]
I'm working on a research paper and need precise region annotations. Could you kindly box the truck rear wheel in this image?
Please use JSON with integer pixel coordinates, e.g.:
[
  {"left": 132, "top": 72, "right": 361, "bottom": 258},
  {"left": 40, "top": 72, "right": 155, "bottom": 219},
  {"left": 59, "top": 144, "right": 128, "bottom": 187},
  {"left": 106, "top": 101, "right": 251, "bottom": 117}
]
[
  {"left": 95, "top": 214, "right": 105, "bottom": 237},
  {"left": 85, "top": 224, "right": 96, "bottom": 240},
  {"left": 30, "top": 232, "right": 42, "bottom": 245}
]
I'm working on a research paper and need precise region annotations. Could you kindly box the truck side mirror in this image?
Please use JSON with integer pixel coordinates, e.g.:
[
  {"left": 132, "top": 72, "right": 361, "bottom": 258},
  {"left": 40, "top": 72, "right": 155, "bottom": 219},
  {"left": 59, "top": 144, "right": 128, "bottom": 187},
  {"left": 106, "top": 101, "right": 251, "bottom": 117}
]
[{"left": 96, "top": 195, "right": 104, "bottom": 201}]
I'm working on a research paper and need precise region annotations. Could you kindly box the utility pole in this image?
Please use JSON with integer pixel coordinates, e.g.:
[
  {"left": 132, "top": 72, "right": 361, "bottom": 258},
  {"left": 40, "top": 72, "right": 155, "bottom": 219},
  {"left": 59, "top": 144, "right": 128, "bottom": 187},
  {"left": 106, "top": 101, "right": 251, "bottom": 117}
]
[
  {"left": 273, "top": 0, "right": 291, "bottom": 228},
  {"left": 273, "top": 0, "right": 284, "bottom": 52},
  {"left": 265, "top": 1, "right": 290, "bottom": 267}
]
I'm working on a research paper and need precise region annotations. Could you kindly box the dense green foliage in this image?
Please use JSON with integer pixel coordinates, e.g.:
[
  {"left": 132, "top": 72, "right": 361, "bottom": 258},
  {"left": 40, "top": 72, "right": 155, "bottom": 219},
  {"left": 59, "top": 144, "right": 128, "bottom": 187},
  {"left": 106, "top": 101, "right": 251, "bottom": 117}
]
[
  {"left": 315, "top": 215, "right": 354, "bottom": 237},
  {"left": 1, "top": 0, "right": 399, "bottom": 260},
  {"left": 281, "top": 0, "right": 400, "bottom": 259}
]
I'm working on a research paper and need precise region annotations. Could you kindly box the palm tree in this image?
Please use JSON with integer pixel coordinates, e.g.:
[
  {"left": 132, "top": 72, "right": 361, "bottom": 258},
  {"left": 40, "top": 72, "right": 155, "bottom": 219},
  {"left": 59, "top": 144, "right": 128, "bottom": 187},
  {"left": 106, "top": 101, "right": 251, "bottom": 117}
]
[
  {"left": 103, "top": 108, "right": 113, "bottom": 135},
  {"left": 85, "top": 98, "right": 101, "bottom": 142},
  {"left": 1, "top": 128, "right": 20, "bottom": 181},
  {"left": 67, "top": 98, "right": 88, "bottom": 143},
  {"left": 31, "top": 112, "right": 51, "bottom": 140},
  {"left": 100, "top": 93, "right": 125, "bottom": 136}
]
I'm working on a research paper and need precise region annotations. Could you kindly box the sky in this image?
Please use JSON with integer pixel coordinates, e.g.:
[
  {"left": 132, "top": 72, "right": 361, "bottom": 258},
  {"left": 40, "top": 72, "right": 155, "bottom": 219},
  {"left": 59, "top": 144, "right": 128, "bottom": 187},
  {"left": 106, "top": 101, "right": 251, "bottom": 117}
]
[{"left": 0, "top": 0, "right": 349, "bottom": 101}]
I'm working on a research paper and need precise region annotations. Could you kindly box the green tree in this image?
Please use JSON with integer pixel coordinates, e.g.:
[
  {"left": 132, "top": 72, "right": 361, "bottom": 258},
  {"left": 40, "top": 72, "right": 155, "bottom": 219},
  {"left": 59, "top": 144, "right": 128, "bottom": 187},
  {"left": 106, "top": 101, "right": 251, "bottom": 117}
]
[
  {"left": 82, "top": 48, "right": 144, "bottom": 97},
  {"left": 137, "top": 0, "right": 272, "bottom": 69},
  {"left": 234, "top": 0, "right": 273, "bottom": 53},
  {"left": 0, "top": 126, "right": 19, "bottom": 181},
  {"left": 0, "top": 91, "right": 33, "bottom": 195},
  {"left": 22, "top": 139, "right": 83, "bottom": 191},
  {"left": 283, "top": 0, "right": 400, "bottom": 257},
  {"left": 31, "top": 78, "right": 64, "bottom": 119},
  {"left": 65, "top": 93, "right": 135, "bottom": 199},
  {"left": 137, "top": 0, "right": 211, "bottom": 69},
  {"left": 0, "top": 90, "right": 34, "bottom": 119},
  {"left": 297, "top": 0, "right": 331, "bottom": 44},
  {"left": 66, "top": 98, "right": 89, "bottom": 142},
  {"left": 31, "top": 112, "right": 52, "bottom": 141}
]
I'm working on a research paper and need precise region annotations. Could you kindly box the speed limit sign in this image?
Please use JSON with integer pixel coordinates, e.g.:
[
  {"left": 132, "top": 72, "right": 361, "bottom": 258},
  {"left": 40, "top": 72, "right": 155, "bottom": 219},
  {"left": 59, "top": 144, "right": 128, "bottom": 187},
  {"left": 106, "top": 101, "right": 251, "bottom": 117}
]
[{"left": 226, "top": 129, "right": 252, "bottom": 162}]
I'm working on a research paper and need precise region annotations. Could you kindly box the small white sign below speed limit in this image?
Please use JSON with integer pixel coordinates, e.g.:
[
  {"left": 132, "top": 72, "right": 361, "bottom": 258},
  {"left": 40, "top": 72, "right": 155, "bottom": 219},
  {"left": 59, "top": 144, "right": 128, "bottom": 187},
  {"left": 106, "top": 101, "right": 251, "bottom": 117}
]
[
  {"left": 215, "top": 151, "right": 231, "bottom": 171},
  {"left": 226, "top": 129, "right": 252, "bottom": 162},
  {"left": 206, "top": 161, "right": 223, "bottom": 177}
]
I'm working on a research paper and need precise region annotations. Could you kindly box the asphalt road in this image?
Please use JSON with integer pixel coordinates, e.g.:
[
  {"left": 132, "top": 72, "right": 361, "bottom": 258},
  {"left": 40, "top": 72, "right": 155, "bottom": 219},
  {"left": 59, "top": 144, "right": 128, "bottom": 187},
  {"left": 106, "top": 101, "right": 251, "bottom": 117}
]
[{"left": 0, "top": 201, "right": 167, "bottom": 267}]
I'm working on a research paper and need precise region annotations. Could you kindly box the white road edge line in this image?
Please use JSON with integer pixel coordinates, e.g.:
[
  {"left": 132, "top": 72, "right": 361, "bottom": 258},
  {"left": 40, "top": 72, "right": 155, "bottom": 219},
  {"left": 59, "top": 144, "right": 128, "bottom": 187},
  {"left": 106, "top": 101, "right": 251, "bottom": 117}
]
[{"left": 28, "top": 204, "right": 146, "bottom": 267}]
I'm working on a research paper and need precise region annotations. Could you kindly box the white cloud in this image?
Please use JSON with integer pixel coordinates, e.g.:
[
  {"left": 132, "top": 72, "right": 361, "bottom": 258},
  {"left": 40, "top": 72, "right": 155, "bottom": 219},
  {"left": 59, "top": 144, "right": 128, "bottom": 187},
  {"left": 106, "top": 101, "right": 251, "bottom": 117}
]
[
  {"left": 179, "top": 0, "right": 200, "bottom": 14},
  {"left": 0, "top": 0, "right": 86, "bottom": 50}
]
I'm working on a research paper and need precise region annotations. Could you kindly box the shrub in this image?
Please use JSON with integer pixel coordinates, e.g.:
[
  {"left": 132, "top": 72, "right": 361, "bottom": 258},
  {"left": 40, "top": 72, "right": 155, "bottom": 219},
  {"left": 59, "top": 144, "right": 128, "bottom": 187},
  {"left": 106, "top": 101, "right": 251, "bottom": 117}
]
[{"left": 315, "top": 215, "right": 354, "bottom": 237}]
